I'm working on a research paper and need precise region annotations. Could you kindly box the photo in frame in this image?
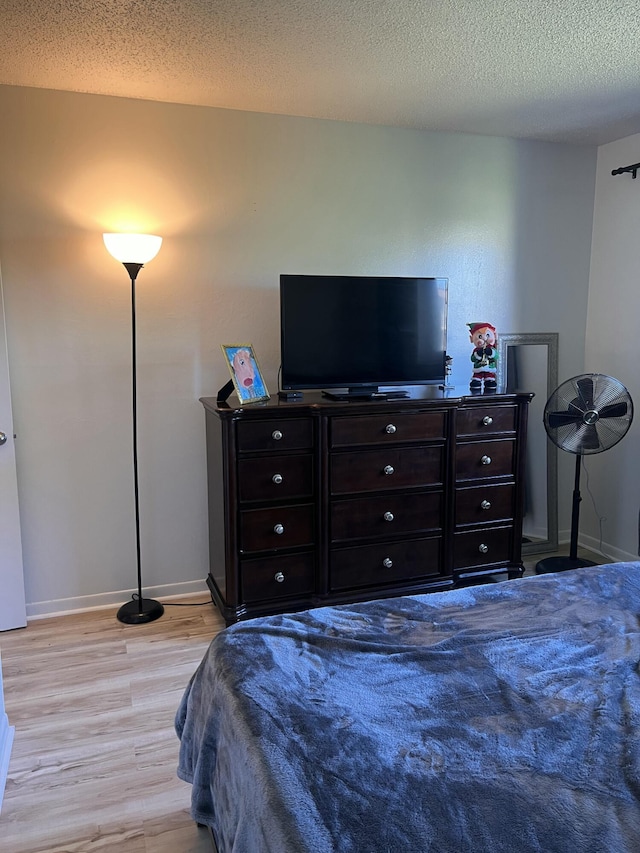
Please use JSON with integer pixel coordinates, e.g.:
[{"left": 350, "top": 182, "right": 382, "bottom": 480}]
[{"left": 221, "top": 344, "right": 270, "bottom": 404}]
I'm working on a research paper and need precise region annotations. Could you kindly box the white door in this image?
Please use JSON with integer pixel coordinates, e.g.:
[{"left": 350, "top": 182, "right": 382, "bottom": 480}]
[{"left": 0, "top": 265, "right": 26, "bottom": 631}]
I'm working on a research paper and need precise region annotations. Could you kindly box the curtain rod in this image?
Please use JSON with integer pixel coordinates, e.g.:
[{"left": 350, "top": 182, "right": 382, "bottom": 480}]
[{"left": 612, "top": 162, "right": 640, "bottom": 179}]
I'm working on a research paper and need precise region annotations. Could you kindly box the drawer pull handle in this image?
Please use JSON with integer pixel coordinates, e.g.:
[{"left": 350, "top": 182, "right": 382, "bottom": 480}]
[
  {"left": 482, "top": 416, "right": 493, "bottom": 426},
  {"left": 274, "top": 523, "right": 285, "bottom": 535},
  {"left": 480, "top": 499, "right": 492, "bottom": 510},
  {"left": 274, "top": 572, "right": 285, "bottom": 583},
  {"left": 272, "top": 429, "right": 283, "bottom": 441},
  {"left": 479, "top": 543, "right": 489, "bottom": 554},
  {"left": 272, "top": 473, "right": 283, "bottom": 484},
  {"left": 481, "top": 455, "right": 492, "bottom": 465},
  {"left": 385, "top": 424, "right": 397, "bottom": 434},
  {"left": 383, "top": 557, "right": 393, "bottom": 569},
  {"left": 383, "top": 511, "right": 394, "bottom": 522},
  {"left": 383, "top": 464, "right": 395, "bottom": 476}
]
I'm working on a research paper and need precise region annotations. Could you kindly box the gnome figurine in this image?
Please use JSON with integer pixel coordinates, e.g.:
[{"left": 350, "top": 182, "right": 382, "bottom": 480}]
[{"left": 468, "top": 322, "right": 498, "bottom": 390}]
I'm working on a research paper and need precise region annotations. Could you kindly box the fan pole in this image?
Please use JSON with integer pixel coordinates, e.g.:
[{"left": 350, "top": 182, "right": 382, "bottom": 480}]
[
  {"left": 536, "top": 453, "right": 596, "bottom": 574},
  {"left": 568, "top": 454, "right": 582, "bottom": 561}
]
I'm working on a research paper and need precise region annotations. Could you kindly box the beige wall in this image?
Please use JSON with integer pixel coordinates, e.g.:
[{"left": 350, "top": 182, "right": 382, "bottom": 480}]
[{"left": 0, "top": 85, "right": 597, "bottom": 614}]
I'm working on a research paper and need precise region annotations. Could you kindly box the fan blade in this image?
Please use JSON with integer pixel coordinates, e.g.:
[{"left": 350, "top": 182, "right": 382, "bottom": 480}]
[
  {"left": 575, "top": 376, "right": 594, "bottom": 410},
  {"left": 547, "top": 411, "right": 583, "bottom": 429},
  {"left": 575, "top": 423, "right": 601, "bottom": 451},
  {"left": 591, "top": 374, "right": 627, "bottom": 410},
  {"left": 599, "top": 401, "right": 628, "bottom": 419}
]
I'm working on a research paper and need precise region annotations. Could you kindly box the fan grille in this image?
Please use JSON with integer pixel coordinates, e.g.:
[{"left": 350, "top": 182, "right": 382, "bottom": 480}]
[{"left": 544, "top": 373, "right": 633, "bottom": 455}]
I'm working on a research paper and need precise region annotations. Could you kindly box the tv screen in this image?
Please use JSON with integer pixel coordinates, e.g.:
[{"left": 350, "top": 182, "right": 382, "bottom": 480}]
[{"left": 280, "top": 275, "right": 448, "bottom": 396}]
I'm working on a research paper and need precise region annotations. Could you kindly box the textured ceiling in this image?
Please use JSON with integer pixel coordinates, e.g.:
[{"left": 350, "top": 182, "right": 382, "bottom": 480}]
[{"left": 1, "top": 0, "right": 639, "bottom": 145}]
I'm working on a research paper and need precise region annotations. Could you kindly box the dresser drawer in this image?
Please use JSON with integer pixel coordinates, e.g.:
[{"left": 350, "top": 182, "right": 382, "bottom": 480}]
[
  {"left": 238, "top": 454, "right": 314, "bottom": 503},
  {"left": 455, "top": 483, "right": 515, "bottom": 527},
  {"left": 236, "top": 418, "right": 313, "bottom": 452},
  {"left": 331, "top": 445, "right": 444, "bottom": 495},
  {"left": 331, "top": 491, "right": 442, "bottom": 543},
  {"left": 331, "top": 411, "right": 446, "bottom": 448},
  {"left": 239, "top": 504, "right": 315, "bottom": 553},
  {"left": 330, "top": 537, "right": 442, "bottom": 591},
  {"left": 241, "top": 552, "right": 315, "bottom": 603},
  {"left": 456, "top": 406, "right": 516, "bottom": 437},
  {"left": 455, "top": 439, "right": 515, "bottom": 481},
  {"left": 453, "top": 526, "right": 512, "bottom": 569}
]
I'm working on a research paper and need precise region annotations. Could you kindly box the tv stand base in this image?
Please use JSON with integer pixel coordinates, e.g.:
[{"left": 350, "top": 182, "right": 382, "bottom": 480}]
[{"left": 322, "top": 388, "right": 410, "bottom": 401}]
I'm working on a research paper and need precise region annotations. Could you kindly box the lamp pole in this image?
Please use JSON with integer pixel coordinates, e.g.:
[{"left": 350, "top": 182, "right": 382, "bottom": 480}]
[{"left": 103, "top": 235, "right": 164, "bottom": 624}]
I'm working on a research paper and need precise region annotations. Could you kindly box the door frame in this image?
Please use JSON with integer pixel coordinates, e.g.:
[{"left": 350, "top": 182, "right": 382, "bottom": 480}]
[{"left": 0, "top": 261, "right": 26, "bottom": 631}]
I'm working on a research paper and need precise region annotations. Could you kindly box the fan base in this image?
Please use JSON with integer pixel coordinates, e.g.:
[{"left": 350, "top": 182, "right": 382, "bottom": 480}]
[{"left": 535, "top": 556, "right": 597, "bottom": 575}]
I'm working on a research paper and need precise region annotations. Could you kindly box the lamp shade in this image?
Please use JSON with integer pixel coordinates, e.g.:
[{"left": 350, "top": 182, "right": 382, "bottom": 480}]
[{"left": 103, "top": 233, "right": 162, "bottom": 264}]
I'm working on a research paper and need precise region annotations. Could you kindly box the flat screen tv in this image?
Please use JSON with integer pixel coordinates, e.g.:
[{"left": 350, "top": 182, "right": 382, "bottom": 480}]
[{"left": 280, "top": 275, "right": 448, "bottom": 399}]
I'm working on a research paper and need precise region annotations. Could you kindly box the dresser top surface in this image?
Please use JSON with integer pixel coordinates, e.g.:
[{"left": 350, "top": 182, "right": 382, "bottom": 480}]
[{"left": 201, "top": 386, "right": 534, "bottom": 418}]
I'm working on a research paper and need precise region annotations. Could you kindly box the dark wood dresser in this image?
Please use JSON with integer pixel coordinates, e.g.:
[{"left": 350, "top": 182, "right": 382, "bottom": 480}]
[{"left": 201, "top": 388, "right": 532, "bottom": 623}]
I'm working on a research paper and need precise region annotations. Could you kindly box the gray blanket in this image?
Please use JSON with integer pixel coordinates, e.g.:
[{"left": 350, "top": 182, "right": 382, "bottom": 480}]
[{"left": 176, "top": 563, "right": 640, "bottom": 852}]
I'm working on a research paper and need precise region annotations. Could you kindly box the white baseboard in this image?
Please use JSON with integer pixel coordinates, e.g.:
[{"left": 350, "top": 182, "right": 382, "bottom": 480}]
[
  {"left": 0, "top": 715, "right": 15, "bottom": 814},
  {"left": 578, "top": 532, "right": 637, "bottom": 565},
  {"left": 0, "top": 651, "right": 14, "bottom": 814},
  {"left": 24, "top": 536, "right": 640, "bottom": 622},
  {"left": 556, "top": 529, "right": 637, "bottom": 565},
  {"left": 25, "top": 578, "right": 210, "bottom": 620}
]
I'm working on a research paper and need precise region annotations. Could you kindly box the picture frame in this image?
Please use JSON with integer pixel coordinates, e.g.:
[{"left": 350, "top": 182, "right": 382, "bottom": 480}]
[{"left": 221, "top": 344, "right": 270, "bottom": 404}]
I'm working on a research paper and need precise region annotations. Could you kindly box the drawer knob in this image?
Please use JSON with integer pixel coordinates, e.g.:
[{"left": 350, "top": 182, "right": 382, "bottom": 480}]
[
  {"left": 383, "top": 511, "right": 394, "bottom": 522},
  {"left": 383, "top": 464, "right": 395, "bottom": 475},
  {"left": 480, "top": 499, "right": 492, "bottom": 510},
  {"left": 385, "top": 423, "right": 397, "bottom": 434},
  {"left": 274, "top": 572, "right": 285, "bottom": 583},
  {"left": 272, "top": 473, "right": 283, "bottom": 484},
  {"left": 479, "top": 543, "right": 489, "bottom": 554},
  {"left": 482, "top": 416, "right": 493, "bottom": 426},
  {"left": 272, "top": 429, "right": 283, "bottom": 441},
  {"left": 481, "top": 455, "right": 492, "bottom": 465},
  {"left": 273, "top": 523, "right": 285, "bottom": 535},
  {"left": 383, "top": 557, "right": 393, "bottom": 569}
]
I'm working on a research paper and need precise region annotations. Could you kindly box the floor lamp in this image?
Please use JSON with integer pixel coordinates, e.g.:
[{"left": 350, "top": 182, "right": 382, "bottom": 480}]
[{"left": 103, "top": 232, "right": 165, "bottom": 625}]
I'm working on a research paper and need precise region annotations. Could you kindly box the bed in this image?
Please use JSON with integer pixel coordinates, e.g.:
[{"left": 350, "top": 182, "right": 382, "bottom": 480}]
[{"left": 176, "top": 563, "right": 640, "bottom": 852}]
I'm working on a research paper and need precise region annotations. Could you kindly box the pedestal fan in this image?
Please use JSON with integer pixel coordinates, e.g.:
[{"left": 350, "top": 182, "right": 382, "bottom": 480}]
[{"left": 535, "top": 373, "right": 633, "bottom": 574}]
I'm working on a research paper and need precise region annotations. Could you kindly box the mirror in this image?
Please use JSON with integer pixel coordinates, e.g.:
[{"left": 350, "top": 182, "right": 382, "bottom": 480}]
[{"left": 498, "top": 333, "right": 559, "bottom": 556}]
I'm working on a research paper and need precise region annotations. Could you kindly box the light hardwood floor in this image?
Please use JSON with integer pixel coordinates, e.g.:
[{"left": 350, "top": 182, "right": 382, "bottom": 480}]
[
  {"left": 0, "top": 595, "right": 225, "bottom": 853},
  {"left": 0, "top": 547, "right": 606, "bottom": 852}
]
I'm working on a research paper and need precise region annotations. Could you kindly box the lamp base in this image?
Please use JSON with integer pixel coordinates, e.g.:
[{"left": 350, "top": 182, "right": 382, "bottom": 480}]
[{"left": 117, "top": 597, "right": 164, "bottom": 625}]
